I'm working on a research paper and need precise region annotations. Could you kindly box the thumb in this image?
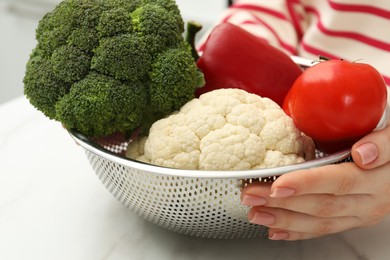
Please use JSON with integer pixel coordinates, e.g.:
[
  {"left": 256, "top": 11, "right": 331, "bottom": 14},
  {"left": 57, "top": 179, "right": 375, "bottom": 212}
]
[{"left": 351, "top": 124, "right": 390, "bottom": 169}]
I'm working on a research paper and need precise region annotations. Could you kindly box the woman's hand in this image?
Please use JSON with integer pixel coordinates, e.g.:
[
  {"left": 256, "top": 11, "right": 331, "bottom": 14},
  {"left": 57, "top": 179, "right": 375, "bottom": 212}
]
[
  {"left": 241, "top": 125, "right": 390, "bottom": 241},
  {"left": 352, "top": 122, "right": 390, "bottom": 169}
]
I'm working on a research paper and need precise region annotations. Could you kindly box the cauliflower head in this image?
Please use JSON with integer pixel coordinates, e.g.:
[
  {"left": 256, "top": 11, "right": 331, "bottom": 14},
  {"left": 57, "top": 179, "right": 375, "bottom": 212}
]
[{"left": 126, "top": 89, "right": 315, "bottom": 170}]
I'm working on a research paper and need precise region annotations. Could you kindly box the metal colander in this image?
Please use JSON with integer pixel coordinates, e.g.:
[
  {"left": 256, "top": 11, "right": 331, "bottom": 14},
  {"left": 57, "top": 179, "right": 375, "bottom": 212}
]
[
  {"left": 68, "top": 130, "right": 351, "bottom": 239},
  {"left": 67, "top": 56, "right": 352, "bottom": 239}
]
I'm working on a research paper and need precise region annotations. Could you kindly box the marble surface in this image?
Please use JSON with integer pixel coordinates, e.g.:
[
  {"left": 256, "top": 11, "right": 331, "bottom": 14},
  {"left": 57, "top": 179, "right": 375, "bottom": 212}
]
[{"left": 1, "top": 96, "right": 390, "bottom": 260}]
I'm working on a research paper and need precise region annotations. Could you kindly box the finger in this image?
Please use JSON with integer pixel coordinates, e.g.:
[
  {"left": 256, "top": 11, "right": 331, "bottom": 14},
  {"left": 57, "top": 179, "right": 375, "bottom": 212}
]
[
  {"left": 241, "top": 182, "right": 371, "bottom": 217},
  {"left": 268, "top": 229, "right": 330, "bottom": 241},
  {"left": 241, "top": 182, "right": 271, "bottom": 206},
  {"left": 248, "top": 206, "right": 361, "bottom": 235},
  {"left": 269, "top": 163, "right": 376, "bottom": 197},
  {"left": 352, "top": 125, "right": 390, "bottom": 169},
  {"left": 243, "top": 189, "right": 373, "bottom": 218}
]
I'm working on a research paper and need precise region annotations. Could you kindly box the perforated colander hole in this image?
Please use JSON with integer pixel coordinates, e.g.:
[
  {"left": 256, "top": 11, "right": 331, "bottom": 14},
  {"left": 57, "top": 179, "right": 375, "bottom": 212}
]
[
  {"left": 103, "top": 163, "right": 122, "bottom": 192},
  {"left": 85, "top": 150, "right": 266, "bottom": 238}
]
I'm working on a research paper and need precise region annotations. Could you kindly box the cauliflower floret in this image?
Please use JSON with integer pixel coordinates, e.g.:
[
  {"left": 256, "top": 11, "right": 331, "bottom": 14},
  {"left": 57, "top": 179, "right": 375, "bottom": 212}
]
[{"left": 126, "top": 89, "right": 315, "bottom": 170}]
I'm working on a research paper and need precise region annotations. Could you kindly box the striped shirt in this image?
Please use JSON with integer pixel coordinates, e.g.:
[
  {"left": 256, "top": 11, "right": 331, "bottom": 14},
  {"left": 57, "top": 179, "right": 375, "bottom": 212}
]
[{"left": 197, "top": 0, "right": 390, "bottom": 96}]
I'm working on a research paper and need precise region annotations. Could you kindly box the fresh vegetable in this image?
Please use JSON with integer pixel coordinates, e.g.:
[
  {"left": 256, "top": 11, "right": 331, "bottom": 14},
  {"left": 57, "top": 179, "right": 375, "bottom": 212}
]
[
  {"left": 283, "top": 59, "right": 388, "bottom": 153},
  {"left": 24, "top": 0, "right": 204, "bottom": 137},
  {"left": 126, "top": 89, "right": 315, "bottom": 170},
  {"left": 193, "top": 22, "right": 302, "bottom": 107}
]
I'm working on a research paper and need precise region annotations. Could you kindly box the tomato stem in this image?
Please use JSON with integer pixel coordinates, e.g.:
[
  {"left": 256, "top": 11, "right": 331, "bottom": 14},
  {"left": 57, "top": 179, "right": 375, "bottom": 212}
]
[
  {"left": 311, "top": 55, "right": 331, "bottom": 65},
  {"left": 318, "top": 55, "right": 330, "bottom": 61}
]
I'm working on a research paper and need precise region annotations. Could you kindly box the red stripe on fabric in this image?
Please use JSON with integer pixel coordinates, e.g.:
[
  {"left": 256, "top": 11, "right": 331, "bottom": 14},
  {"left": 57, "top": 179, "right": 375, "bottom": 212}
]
[
  {"left": 197, "top": 10, "right": 260, "bottom": 52},
  {"left": 238, "top": 21, "right": 271, "bottom": 45},
  {"left": 221, "top": 12, "right": 234, "bottom": 23},
  {"left": 231, "top": 3, "right": 289, "bottom": 21},
  {"left": 328, "top": 0, "right": 390, "bottom": 19},
  {"left": 383, "top": 75, "right": 390, "bottom": 86},
  {"left": 302, "top": 41, "right": 390, "bottom": 86},
  {"left": 201, "top": 8, "right": 297, "bottom": 55},
  {"left": 196, "top": 10, "right": 274, "bottom": 52},
  {"left": 286, "top": 0, "right": 304, "bottom": 39},
  {"left": 247, "top": 14, "right": 297, "bottom": 55},
  {"left": 300, "top": 41, "right": 341, "bottom": 60},
  {"left": 305, "top": 6, "right": 390, "bottom": 52}
]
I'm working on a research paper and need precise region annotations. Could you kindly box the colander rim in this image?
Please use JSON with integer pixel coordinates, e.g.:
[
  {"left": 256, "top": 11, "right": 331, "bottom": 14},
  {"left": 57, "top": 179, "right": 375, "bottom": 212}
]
[
  {"left": 68, "top": 55, "right": 351, "bottom": 179},
  {"left": 68, "top": 129, "right": 351, "bottom": 179}
]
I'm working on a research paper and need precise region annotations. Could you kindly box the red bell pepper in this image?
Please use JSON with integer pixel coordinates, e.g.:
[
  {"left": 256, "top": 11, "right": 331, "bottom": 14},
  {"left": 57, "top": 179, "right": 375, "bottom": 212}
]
[{"left": 195, "top": 22, "right": 302, "bottom": 107}]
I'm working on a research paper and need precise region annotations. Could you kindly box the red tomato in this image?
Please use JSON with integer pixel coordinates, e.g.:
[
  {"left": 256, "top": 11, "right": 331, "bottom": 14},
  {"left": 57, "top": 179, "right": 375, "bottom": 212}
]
[{"left": 283, "top": 59, "right": 387, "bottom": 153}]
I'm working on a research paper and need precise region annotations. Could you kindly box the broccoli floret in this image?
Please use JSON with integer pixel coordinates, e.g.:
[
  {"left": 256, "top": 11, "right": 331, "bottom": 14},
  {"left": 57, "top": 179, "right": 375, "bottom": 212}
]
[
  {"left": 35, "top": 0, "right": 104, "bottom": 56},
  {"left": 91, "top": 34, "right": 152, "bottom": 82},
  {"left": 24, "top": 50, "right": 69, "bottom": 119},
  {"left": 24, "top": 0, "right": 204, "bottom": 137},
  {"left": 97, "top": 8, "right": 133, "bottom": 38},
  {"left": 132, "top": 3, "right": 183, "bottom": 54},
  {"left": 67, "top": 27, "right": 100, "bottom": 52},
  {"left": 141, "top": 0, "right": 184, "bottom": 28},
  {"left": 103, "top": 0, "right": 141, "bottom": 13},
  {"left": 51, "top": 45, "right": 91, "bottom": 83},
  {"left": 149, "top": 42, "right": 204, "bottom": 114},
  {"left": 56, "top": 72, "right": 147, "bottom": 137}
]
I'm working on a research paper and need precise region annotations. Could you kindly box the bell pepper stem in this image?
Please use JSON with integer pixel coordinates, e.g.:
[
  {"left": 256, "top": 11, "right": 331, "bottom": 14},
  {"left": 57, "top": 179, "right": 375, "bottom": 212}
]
[{"left": 186, "top": 21, "right": 203, "bottom": 61}]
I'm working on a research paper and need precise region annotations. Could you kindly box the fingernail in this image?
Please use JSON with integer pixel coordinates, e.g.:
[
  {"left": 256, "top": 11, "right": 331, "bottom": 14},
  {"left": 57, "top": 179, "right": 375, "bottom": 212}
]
[
  {"left": 241, "top": 195, "right": 267, "bottom": 206},
  {"left": 249, "top": 212, "right": 275, "bottom": 225},
  {"left": 270, "top": 187, "right": 295, "bottom": 198},
  {"left": 269, "top": 231, "right": 289, "bottom": 240},
  {"left": 356, "top": 143, "right": 378, "bottom": 165}
]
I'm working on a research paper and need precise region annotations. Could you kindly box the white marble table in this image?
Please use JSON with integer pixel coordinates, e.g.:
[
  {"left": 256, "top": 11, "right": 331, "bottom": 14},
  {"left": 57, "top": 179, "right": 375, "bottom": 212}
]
[{"left": 1, "top": 96, "right": 390, "bottom": 260}]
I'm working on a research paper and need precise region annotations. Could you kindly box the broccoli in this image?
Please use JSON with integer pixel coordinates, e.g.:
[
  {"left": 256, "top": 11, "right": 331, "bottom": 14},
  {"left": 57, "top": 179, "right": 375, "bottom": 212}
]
[
  {"left": 24, "top": 0, "right": 204, "bottom": 137},
  {"left": 149, "top": 42, "right": 205, "bottom": 114},
  {"left": 55, "top": 72, "right": 147, "bottom": 136}
]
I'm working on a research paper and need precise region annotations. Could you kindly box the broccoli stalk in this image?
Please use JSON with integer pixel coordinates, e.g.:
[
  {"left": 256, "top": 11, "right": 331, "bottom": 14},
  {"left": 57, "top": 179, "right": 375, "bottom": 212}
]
[{"left": 24, "top": 0, "right": 205, "bottom": 137}]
